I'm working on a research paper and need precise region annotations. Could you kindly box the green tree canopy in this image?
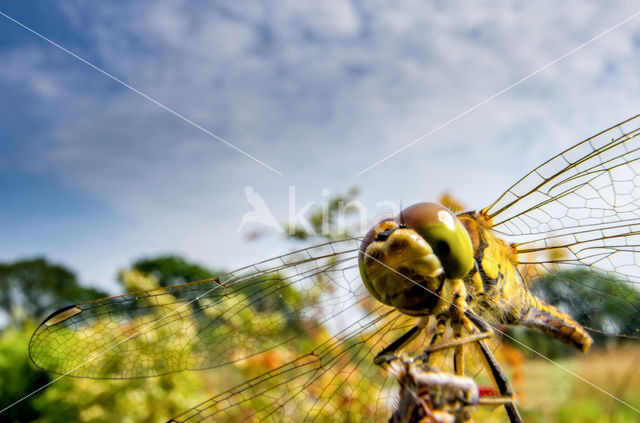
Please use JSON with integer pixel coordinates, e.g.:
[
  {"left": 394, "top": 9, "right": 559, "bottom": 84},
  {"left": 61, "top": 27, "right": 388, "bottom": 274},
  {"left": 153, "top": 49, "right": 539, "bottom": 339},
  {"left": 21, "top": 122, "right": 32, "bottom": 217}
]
[
  {"left": 129, "top": 255, "right": 222, "bottom": 289},
  {"left": 0, "top": 257, "right": 107, "bottom": 325}
]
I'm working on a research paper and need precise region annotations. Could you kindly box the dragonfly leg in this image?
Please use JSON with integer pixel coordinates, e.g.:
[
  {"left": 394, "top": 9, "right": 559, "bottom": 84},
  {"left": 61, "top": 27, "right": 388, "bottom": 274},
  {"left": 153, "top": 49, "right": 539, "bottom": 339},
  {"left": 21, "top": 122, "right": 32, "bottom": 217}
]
[
  {"left": 423, "top": 314, "right": 448, "bottom": 364},
  {"left": 420, "top": 288, "right": 493, "bottom": 361},
  {"left": 452, "top": 320, "right": 465, "bottom": 376},
  {"left": 410, "top": 310, "right": 522, "bottom": 421},
  {"left": 417, "top": 327, "right": 492, "bottom": 358},
  {"left": 374, "top": 316, "right": 429, "bottom": 367},
  {"left": 415, "top": 312, "right": 491, "bottom": 374},
  {"left": 466, "top": 312, "right": 523, "bottom": 423},
  {"left": 424, "top": 313, "right": 469, "bottom": 375}
]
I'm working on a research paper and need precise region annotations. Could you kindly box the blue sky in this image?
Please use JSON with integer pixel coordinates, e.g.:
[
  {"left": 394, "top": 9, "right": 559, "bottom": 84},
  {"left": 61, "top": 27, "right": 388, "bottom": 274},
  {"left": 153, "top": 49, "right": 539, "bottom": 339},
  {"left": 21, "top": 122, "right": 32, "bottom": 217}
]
[{"left": 1, "top": 1, "right": 640, "bottom": 293}]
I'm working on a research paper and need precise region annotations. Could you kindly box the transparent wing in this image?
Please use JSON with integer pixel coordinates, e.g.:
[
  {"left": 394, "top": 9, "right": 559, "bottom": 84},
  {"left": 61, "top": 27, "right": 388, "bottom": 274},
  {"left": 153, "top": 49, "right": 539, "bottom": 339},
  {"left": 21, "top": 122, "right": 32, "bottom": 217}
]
[
  {"left": 482, "top": 114, "right": 640, "bottom": 337},
  {"left": 164, "top": 312, "right": 498, "bottom": 422},
  {"left": 30, "top": 236, "right": 439, "bottom": 421},
  {"left": 30, "top": 235, "right": 494, "bottom": 421},
  {"left": 29, "top": 239, "right": 381, "bottom": 378},
  {"left": 167, "top": 309, "right": 416, "bottom": 422}
]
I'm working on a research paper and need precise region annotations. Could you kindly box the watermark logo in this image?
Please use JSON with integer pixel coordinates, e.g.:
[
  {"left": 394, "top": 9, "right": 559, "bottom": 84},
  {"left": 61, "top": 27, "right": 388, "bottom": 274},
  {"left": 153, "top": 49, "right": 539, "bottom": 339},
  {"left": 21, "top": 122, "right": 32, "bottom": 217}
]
[
  {"left": 237, "top": 186, "right": 401, "bottom": 238},
  {"left": 236, "top": 186, "right": 284, "bottom": 234}
]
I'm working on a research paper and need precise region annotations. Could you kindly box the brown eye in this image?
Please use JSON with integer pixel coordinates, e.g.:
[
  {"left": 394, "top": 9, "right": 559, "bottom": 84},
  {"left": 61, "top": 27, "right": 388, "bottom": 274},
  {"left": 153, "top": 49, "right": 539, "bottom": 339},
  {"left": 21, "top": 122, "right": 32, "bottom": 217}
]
[{"left": 398, "top": 202, "right": 474, "bottom": 279}]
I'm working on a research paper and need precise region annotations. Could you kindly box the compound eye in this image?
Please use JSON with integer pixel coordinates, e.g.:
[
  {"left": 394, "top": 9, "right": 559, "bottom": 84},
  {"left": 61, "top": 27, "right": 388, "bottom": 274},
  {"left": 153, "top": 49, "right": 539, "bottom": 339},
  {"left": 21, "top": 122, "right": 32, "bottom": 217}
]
[{"left": 399, "top": 202, "right": 474, "bottom": 279}]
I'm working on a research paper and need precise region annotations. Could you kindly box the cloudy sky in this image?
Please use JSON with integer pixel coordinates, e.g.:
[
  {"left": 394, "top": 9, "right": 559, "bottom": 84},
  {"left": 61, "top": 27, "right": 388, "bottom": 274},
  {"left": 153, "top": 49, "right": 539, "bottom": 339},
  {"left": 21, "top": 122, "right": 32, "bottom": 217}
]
[{"left": 1, "top": 1, "right": 640, "bottom": 293}]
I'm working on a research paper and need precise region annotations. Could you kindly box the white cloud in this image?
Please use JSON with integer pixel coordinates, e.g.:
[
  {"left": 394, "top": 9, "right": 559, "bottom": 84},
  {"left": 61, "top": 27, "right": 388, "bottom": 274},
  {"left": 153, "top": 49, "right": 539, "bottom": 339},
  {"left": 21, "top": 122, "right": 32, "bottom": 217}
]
[
  {"left": 0, "top": 48, "right": 61, "bottom": 99},
  {"left": 2, "top": 1, "right": 640, "bottom": 287}
]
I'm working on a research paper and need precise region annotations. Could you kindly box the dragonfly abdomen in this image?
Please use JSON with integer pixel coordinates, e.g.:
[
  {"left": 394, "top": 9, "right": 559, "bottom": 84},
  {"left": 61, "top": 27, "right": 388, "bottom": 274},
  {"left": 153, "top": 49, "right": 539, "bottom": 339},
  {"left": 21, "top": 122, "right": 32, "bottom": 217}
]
[{"left": 519, "top": 294, "right": 593, "bottom": 352}]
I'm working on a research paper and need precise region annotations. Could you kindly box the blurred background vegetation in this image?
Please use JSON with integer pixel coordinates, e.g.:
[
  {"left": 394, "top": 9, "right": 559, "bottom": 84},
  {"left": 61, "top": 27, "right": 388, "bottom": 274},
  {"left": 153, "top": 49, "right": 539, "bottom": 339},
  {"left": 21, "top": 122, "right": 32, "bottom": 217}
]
[{"left": 1, "top": 191, "right": 639, "bottom": 422}]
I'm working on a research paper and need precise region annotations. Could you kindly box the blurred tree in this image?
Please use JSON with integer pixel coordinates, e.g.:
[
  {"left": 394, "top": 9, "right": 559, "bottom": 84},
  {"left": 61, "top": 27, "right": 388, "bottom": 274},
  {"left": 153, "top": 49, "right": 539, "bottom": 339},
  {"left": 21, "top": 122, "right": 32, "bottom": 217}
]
[
  {"left": 0, "top": 323, "right": 51, "bottom": 422},
  {"left": 284, "top": 187, "right": 360, "bottom": 241},
  {"left": 129, "top": 255, "right": 222, "bottom": 289},
  {"left": 20, "top": 266, "right": 385, "bottom": 422},
  {"left": 0, "top": 258, "right": 107, "bottom": 325},
  {"left": 0, "top": 258, "right": 109, "bottom": 422},
  {"left": 522, "top": 269, "right": 640, "bottom": 354}
]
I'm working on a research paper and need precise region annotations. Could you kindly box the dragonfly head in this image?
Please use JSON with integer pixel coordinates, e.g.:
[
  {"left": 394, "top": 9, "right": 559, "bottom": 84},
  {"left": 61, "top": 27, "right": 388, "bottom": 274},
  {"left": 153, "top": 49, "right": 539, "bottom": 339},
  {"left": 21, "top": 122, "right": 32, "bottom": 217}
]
[{"left": 358, "top": 202, "right": 474, "bottom": 314}]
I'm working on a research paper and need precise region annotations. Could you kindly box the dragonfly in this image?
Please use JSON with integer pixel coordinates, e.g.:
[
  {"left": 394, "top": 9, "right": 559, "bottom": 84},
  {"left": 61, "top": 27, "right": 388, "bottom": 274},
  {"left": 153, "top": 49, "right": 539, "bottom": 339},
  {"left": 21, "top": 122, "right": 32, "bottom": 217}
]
[{"left": 29, "top": 114, "right": 640, "bottom": 422}]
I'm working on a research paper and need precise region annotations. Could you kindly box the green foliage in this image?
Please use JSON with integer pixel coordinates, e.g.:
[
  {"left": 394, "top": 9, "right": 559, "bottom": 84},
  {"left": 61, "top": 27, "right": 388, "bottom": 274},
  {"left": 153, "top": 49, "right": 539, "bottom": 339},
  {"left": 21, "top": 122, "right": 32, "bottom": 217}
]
[
  {"left": 8, "top": 215, "right": 640, "bottom": 421},
  {"left": 130, "top": 255, "right": 222, "bottom": 289},
  {"left": 30, "top": 353, "right": 209, "bottom": 423},
  {"left": 24, "top": 268, "right": 385, "bottom": 421},
  {"left": 0, "top": 256, "right": 225, "bottom": 422},
  {"left": 0, "top": 323, "right": 50, "bottom": 422},
  {"left": 0, "top": 258, "right": 107, "bottom": 324}
]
